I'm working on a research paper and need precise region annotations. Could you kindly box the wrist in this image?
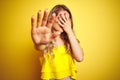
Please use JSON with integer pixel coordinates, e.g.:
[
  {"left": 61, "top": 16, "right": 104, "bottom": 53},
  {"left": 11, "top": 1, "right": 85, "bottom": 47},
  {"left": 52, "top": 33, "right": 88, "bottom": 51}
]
[
  {"left": 66, "top": 30, "right": 74, "bottom": 36},
  {"left": 34, "top": 44, "right": 47, "bottom": 51}
]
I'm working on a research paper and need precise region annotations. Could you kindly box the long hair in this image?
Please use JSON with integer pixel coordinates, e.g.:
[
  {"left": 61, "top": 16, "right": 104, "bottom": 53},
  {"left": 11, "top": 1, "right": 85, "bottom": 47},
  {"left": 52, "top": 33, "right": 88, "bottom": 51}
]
[{"left": 44, "top": 4, "right": 75, "bottom": 57}]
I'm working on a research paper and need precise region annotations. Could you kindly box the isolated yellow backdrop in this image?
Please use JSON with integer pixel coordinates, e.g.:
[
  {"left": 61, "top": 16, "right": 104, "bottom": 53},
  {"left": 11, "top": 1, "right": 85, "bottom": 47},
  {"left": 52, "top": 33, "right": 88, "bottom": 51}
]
[{"left": 0, "top": 0, "right": 120, "bottom": 80}]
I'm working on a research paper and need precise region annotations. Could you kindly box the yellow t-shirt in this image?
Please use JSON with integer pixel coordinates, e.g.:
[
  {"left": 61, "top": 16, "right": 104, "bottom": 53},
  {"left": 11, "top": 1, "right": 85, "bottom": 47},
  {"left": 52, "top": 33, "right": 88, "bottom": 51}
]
[{"left": 39, "top": 45, "right": 77, "bottom": 79}]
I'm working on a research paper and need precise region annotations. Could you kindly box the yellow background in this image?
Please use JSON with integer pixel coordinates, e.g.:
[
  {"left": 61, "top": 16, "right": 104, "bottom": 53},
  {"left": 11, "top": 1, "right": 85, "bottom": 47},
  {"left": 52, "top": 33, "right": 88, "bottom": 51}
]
[{"left": 0, "top": 0, "right": 120, "bottom": 80}]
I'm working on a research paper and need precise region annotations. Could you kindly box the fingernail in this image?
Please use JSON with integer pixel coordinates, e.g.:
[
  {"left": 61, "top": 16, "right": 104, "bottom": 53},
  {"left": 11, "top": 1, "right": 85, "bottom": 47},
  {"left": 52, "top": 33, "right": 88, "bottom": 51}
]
[{"left": 52, "top": 13, "right": 56, "bottom": 16}]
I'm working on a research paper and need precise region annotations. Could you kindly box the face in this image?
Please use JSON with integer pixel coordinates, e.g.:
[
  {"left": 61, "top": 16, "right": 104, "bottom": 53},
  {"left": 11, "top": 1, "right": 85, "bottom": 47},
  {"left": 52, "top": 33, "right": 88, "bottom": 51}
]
[{"left": 52, "top": 10, "right": 70, "bottom": 33}]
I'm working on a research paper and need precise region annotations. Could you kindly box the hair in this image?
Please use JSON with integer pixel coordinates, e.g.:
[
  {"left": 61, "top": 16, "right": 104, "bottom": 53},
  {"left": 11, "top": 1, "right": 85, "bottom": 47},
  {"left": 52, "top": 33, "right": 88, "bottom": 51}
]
[{"left": 43, "top": 4, "right": 75, "bottom": 58}]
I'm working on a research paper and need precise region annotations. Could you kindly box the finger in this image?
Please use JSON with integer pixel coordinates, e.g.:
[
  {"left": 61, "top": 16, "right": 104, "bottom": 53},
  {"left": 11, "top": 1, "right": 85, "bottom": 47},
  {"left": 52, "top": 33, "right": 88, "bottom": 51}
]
[
  {"left": 50, "top": 31, "right": 61, "bottom": 39},
  {"left": 57, "top": 19, "right": 64, "bottom": 27},
  {"left": 41, "top": 9, "right": 48, "bottom": 26},
  {"left": 58, "top": 16, "right": 65, "bottom": 25},
  {"left": 31, "top": 16, "right": 36, "bottom": 33},
  {"left": 37, "top": 10, "right": 42, "bottom": 27},
  {"left": 47, "top": 13, "right": 56, "bottom": 28},
  {"left": 60, "top": 14, "right": 67, "bottom": 22},
  {"left": 64, "top": 13, "right": 68, "bottom": 20}
]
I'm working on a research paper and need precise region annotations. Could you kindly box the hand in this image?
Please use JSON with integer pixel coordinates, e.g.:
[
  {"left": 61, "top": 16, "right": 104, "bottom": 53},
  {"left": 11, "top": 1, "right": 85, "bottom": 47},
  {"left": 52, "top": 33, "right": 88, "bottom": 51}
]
[
  {"left": 31, "top": 9, "right": 60, "bottom": 45},
  {"left": 57, "top": 13, "right": 72, "bottom": 34}
]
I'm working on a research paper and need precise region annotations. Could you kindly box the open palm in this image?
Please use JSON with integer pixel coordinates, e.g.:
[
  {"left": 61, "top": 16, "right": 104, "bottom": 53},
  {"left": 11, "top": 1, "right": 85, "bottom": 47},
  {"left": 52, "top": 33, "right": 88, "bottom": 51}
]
[{"left": 31, "top": 10, "right": 59, "bottom": 45}]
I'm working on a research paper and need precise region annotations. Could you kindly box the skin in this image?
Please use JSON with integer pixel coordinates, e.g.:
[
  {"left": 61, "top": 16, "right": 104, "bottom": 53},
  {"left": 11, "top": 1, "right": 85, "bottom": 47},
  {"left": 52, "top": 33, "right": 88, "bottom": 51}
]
[{"left": 31, "top": 9, "right": 84, "bottom": 80}]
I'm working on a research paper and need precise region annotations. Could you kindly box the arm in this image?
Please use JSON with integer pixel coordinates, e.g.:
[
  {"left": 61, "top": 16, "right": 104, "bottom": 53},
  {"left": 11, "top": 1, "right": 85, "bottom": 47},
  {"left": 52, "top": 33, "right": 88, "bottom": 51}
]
[
  {"left": 57, "top": 12, "right": 84, "bottom": 62},
  {"left": 67, "top": 31, "right": 84, "bottom": 62}
]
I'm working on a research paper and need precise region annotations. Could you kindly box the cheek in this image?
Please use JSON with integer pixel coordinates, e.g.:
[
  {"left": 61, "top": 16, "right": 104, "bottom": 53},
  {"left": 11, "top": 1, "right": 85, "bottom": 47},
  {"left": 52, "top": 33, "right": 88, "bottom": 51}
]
[{"left": 53, "top": 23, "right": 63, "bottom": 32}]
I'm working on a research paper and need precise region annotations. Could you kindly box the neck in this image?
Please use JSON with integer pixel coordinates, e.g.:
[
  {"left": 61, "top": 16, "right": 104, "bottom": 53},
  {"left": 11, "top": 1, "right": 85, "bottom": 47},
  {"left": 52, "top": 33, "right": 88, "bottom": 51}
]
[{"left": 54, "top": 35, "right": 65, "bottom": 46}]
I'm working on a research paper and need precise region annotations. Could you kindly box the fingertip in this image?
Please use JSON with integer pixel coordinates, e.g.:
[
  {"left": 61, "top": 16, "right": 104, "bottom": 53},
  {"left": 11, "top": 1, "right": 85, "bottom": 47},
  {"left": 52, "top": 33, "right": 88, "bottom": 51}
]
[
  {"left": 31, "top": 15, "right": 35, "bottom": 25},
  {"left": 45, "top": 8, "right": 48, "bottom": 12},
  {"left": 52, "top": 13, "right": 56, "bottom": 17},
  {"left": 31, "top": 15, "right": 35, "bottom": 19},
  {"left": 57, "top": 32, "right": 61, "bottom": 35},
  {"left": 38, "top": 10, "right": 42, "bottom": 14},
  {"left": 39, "top": 10, "right": 41, "bottom": 12},
  {"left": 31, "top": 16, "right": 35, "bottom": 23}
]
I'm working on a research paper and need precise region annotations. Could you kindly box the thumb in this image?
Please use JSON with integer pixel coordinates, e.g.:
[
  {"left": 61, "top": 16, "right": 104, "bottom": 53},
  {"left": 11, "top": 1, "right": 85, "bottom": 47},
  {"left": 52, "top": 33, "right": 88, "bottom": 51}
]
[{"left": 50, "top": 31, "right": 61, "bottom": 39}]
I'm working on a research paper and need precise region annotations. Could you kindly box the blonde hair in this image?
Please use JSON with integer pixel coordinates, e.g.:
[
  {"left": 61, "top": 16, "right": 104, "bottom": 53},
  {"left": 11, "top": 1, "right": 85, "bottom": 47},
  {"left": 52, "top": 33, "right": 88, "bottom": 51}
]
[{"left": 43, "top": 4, "right": 75, "bottom": 58}]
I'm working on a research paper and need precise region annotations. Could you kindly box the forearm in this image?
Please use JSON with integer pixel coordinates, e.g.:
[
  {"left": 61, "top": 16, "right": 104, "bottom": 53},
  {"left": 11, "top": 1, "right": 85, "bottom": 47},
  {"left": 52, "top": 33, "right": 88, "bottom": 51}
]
[{"left": 67, "top": 31, "right": 84, "bottom": 62}]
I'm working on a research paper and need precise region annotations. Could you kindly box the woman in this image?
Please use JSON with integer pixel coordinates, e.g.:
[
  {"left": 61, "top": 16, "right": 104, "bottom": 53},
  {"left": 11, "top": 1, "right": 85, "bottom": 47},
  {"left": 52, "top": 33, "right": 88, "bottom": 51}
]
[{"left": 31, "top": 4, "right": 84, "bottom": 80}]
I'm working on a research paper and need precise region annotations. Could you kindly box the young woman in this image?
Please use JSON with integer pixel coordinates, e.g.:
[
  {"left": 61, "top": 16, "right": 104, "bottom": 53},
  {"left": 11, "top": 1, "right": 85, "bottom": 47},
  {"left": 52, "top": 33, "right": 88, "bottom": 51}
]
[{"left": 31, "top": 4, "right": 84, "bottom": 80}]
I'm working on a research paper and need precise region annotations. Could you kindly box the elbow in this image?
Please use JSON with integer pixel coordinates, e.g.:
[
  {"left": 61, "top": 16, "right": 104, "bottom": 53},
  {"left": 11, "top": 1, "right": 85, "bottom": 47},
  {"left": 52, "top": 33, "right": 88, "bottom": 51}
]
[
  {"left": 76, "top": 57, "right": 84, "bottom": 62},
  {"left": 77, "top": 49, "right": 84, "bottom": 62},
  {"left": 73, "top": 49, "right": 84, "bottom": 62}
]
